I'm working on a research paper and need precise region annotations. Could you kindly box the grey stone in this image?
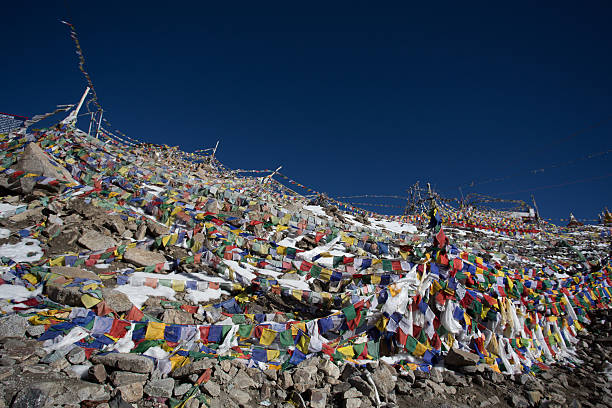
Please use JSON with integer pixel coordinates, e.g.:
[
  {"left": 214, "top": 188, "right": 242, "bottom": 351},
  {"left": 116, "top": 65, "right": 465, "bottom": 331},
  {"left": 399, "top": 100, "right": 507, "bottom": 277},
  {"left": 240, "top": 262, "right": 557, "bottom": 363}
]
[
  {"left": 510, "top": 394, "right": 530, "bottom": 408},
  {"left": 232, "top": 369, "right": 257, "bottom": 389},
  {"left": 11, "top": 379, "right": 108, "bottom": 407},
  {"left": 162, "top": 308, "right": 194, "bottom": 325},
  {"left": 44, "top": 266, "right": 99, "bottom": 307},
  {"left": 146, "top": 219, "right": 170, "bottom": 237},
  {"left": 123, "top": 247, "right": 166, "bottom": 268},
  {"left": 429, "top": 368, "right": 443, "bottom": 383},
  {"left": 344, "top": 397, "right": 362, "bottom": 408},
  {"left": 144, "top": 378, "right": 175, "bottom": 398},
  {"left": 66, "top": 347, "right": 86, "bottom": 364},
  {"left": 371, "top": 363, "right": 396, "bottom": 394},
  {"left": 26, "top": 324, "right": 45, "bottom": 337},
  {"left": 49, "top": 357, "right": 70, "bottom": 371},
  {"left": 442, "top": 369, "right": 467, "bottom": 386},
  {"left": 78, "top": 230, "right": 117, "bottom": 251},
  {"left": 172, "top": 358, "right": 214, "bottom": 378},
  {"left": 395, "top": 377, "right": 411, "bottom": 394},
  {"left": 91, "top": 353, "right": 154, "bottom": 373},
  {"left": 100, "top": 288, "right": 133, "bottom": 313},
  {"left": 135, "top": 223, "right": 147, "bottom": 241},
  {"left": 320, "top": 358, "right": 341, "bottom": 379},
  {"left": 89, "top": 363, "right": 107, "bottom": 383},
  {"left": 203, "top": 380, "right": 221, "bottom": 397},
  {"left": 174, "top": 382, "right": 192, "bottom": 397},
  {"left": 14, "top": 142, "right": 76, "bottom": 187},
  {"left": 118, "top": 382, "right": 144, "bottom": 403},
  {"left": 110, "top": 371, "right": 148, "bottom": 386},
  {"left": 231, "top": 389, "right": 251, "bottom": 405},
  {"left": 526, "top": 390, "right": 542, "bottom": 405},
  {"left": 445, "top": 348, "right": 480, "bottom": 367},
  {"left": 0, "top": 366, "right": 14, "bottom": 381},
  {"left": 311, "top": 389, "right": 327, "bottom": 408},
  {"left": 0, "top": 314, "right": 27, "bottom": 337}
]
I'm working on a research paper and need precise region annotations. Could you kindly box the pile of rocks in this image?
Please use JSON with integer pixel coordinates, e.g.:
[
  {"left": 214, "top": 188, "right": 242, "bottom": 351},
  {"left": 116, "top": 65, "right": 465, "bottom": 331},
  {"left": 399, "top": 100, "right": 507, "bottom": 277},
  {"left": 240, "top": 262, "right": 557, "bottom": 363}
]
[
  {"left": 0, "top": 309, "right": 610, "bottom": 407},
  {"left": 0, "top": 122, "right": 611, "bottom": 408}
]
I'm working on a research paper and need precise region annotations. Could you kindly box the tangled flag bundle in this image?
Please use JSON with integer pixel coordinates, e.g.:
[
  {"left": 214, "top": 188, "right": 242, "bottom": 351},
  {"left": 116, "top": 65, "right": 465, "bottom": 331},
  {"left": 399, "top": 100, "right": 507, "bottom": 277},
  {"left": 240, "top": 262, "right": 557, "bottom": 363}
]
[{"left": 0, "top": 115, "right": 610, "bottom": 408}]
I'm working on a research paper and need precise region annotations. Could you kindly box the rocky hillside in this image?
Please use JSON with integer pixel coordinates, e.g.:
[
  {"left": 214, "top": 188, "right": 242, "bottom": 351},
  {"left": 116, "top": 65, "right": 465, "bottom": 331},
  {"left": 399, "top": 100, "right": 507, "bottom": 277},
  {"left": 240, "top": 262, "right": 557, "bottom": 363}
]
[{"left": 0, "top": 122, "right": 610, "bottom": 408}]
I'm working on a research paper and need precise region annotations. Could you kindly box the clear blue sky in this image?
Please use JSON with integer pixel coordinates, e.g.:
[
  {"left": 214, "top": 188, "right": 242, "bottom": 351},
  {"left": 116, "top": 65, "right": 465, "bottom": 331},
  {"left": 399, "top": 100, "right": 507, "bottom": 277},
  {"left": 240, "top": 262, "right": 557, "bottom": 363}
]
[{"left": 2, "top": 2, "right": 611, "bottom": 222}]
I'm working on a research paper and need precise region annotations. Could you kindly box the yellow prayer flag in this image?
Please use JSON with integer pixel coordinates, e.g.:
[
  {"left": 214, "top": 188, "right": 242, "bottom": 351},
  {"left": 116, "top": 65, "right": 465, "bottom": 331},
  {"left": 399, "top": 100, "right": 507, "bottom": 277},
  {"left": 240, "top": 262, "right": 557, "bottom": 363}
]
[
  {"left": 413, "top": 342, "right": 427, "bottom": 357},
  {"left": 337, "top": 345, "right": 354, "bottom": 358},
  {"left": 260, "top": 328, "right": 277, "bottom": 346},
  {"left": 267, "top": 349, "right": 280, "bottom": 361},
  {"left": 81, "top": 294, "right": 101, "bottom": 309},
  {"left": 172, "top": 280, "right": 185, "bottom": 292},
  {"left": 145, "top": 321, "right": 167, "bottom": 340}
]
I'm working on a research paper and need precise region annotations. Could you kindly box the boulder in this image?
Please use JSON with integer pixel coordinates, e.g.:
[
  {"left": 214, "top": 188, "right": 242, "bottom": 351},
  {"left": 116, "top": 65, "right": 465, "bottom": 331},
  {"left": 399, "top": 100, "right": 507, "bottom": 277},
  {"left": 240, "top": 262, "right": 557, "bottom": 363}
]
[
  {"left": 123, "top": 247, "right": 166, "bottom": 268},
  {"left": 11, "top": 379, "right": 108, "bottom": 407},
  {"left": 162, "top": 309, "right": 195, "bottom": 325},
  {"left": 144, "top": 378, "right": 175, "bottom": 398},
  {"left": 0, "top": 314, "right": 27, "bottom": 337},
  {"left": 78, "top": 230, "right": 117, "bottom": 252},
  {"left": 44, "top": 267, "right": 100, "bottom": 307},
  {"left": 146, "top": 220, "right": 170, "bottom": 237},
  {"left": 172, "top": 358, "right": 215, "bottom": 378},
  {"left": 118, "top": 382, "right": 144, "bottom": 403},
  {"left": 444, "top": 348, "right": 480, "bottom": 367},
  {"left": 13, "top": 142, "right": 76, "bottom": 193},
  {"left": 91, "top": 353, "right": 154, "bottom": 373},
  {"left": 101, "top": 288, "right": 133, "bottom": 313}
]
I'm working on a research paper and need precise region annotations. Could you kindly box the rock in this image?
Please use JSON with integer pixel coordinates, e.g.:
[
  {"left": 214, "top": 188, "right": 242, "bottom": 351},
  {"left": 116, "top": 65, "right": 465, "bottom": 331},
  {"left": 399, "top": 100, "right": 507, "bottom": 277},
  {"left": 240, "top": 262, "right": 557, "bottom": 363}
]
[
  {"left": 232, "top": 369, "right": 258, "bottom": 389},
  {"left": 14, "top": 142, "right": 76, "bottom": 186},
  {"left": 89, "top": 364, "right": 107, "bottom": 383},
  {"left": 78, "top": 230, "right": 117, "bottom": 251},
  {"left": 49, "top": 357, "right": 70, "bottom": 371},
  {"left": 231, "top": 389, "right": 251, "bottom": 405},
  {"left": 429, "top": 368, "right": 443, "bottom": 383},
  {"left": 510, "top": 394, "right": 530, "bottom": 407},
  {"left": 146, "top": 220, "right": 170, "bottom": 237},
  {"left": 66, "top": 347, "right": 86, "bottom": 364},
  {"left": 135, "top": 223, "right": 147, "bottom": 241},
  {"left": 0, "top": 314, "right": 27, "bottom": 337},
  {"left": 395, "top": 377, "right": 411, "bottom": 394},
  {"left": 292, "top": 365, "right": 318, "bottom": 392},
  {"left": 348, "top": 376, "right": 372, "bottom": 396},
  {"left": 118, "top": 382, "right": 144, "bottom": 403},
  {"left": 9, "top": 207, "right": 44, "bottom": 222},
  {"left": 203, "top": 380, "right": 221, "bottom": 397},
  {"left": 321, "top": 358, "right": 341, "bottom": 379},
  {"left": 311, "top": 389, "right": 327, "bottom": 408},
  {"left": 442, "top": 369, "right": 466, "bottom": 386},
  {"left": 110, "top": 371, "right": 148, "bottom": 386},
  {"left": 144, "top": 378, "right": 175, "bottom": 398},
  {"left": 445, "top": 348, "right": 480, "bottom": 367},
  {"left": 480, "top": 396, "right": 500, "bottom": 407},
  {"left": 100, "top": 288, "right": 133, "bottom": 313},
  {"left": 50, "top": 266, "right": 99, "bottom": 281},
  {"left": 425, "top": 379, "right": 446, "bottom": 394},
  {"left": 26, "top": 324, "right": 45, "bottom": 337},
  {"left": 172, "top": 358, "right": 214, "bottom": 378},
  {"left": 371, "top": 363, "right": 396, "bottom": 394},
  {"left": 344, "top": 397, "right": 362, "bottom": 408},
  {"left": 0, "top": 366, "right": 14, "bottom": 381},
  {"left": 174, "top": 383, "right": 192, "bottom": 397},
  {"left": 91, "top": 352, "right": 154, "bottom": 373},
  {"left": 66, "top": 364, "right": 90, "bottom": 380},
  {"left": 526, "top": 390, "right": 542, "bottom": 405},
  {"left": 484, "top": 368, "right": 504, "bottom": 384},
  {"left": 162, "top": 308, "right": 195, "bottom": 325},
  {"left": 11, "top": 379, "right": 108, "bottom": 407},
  {"left": 123, "top": 247, "right": 166, "bottom": 268}
]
